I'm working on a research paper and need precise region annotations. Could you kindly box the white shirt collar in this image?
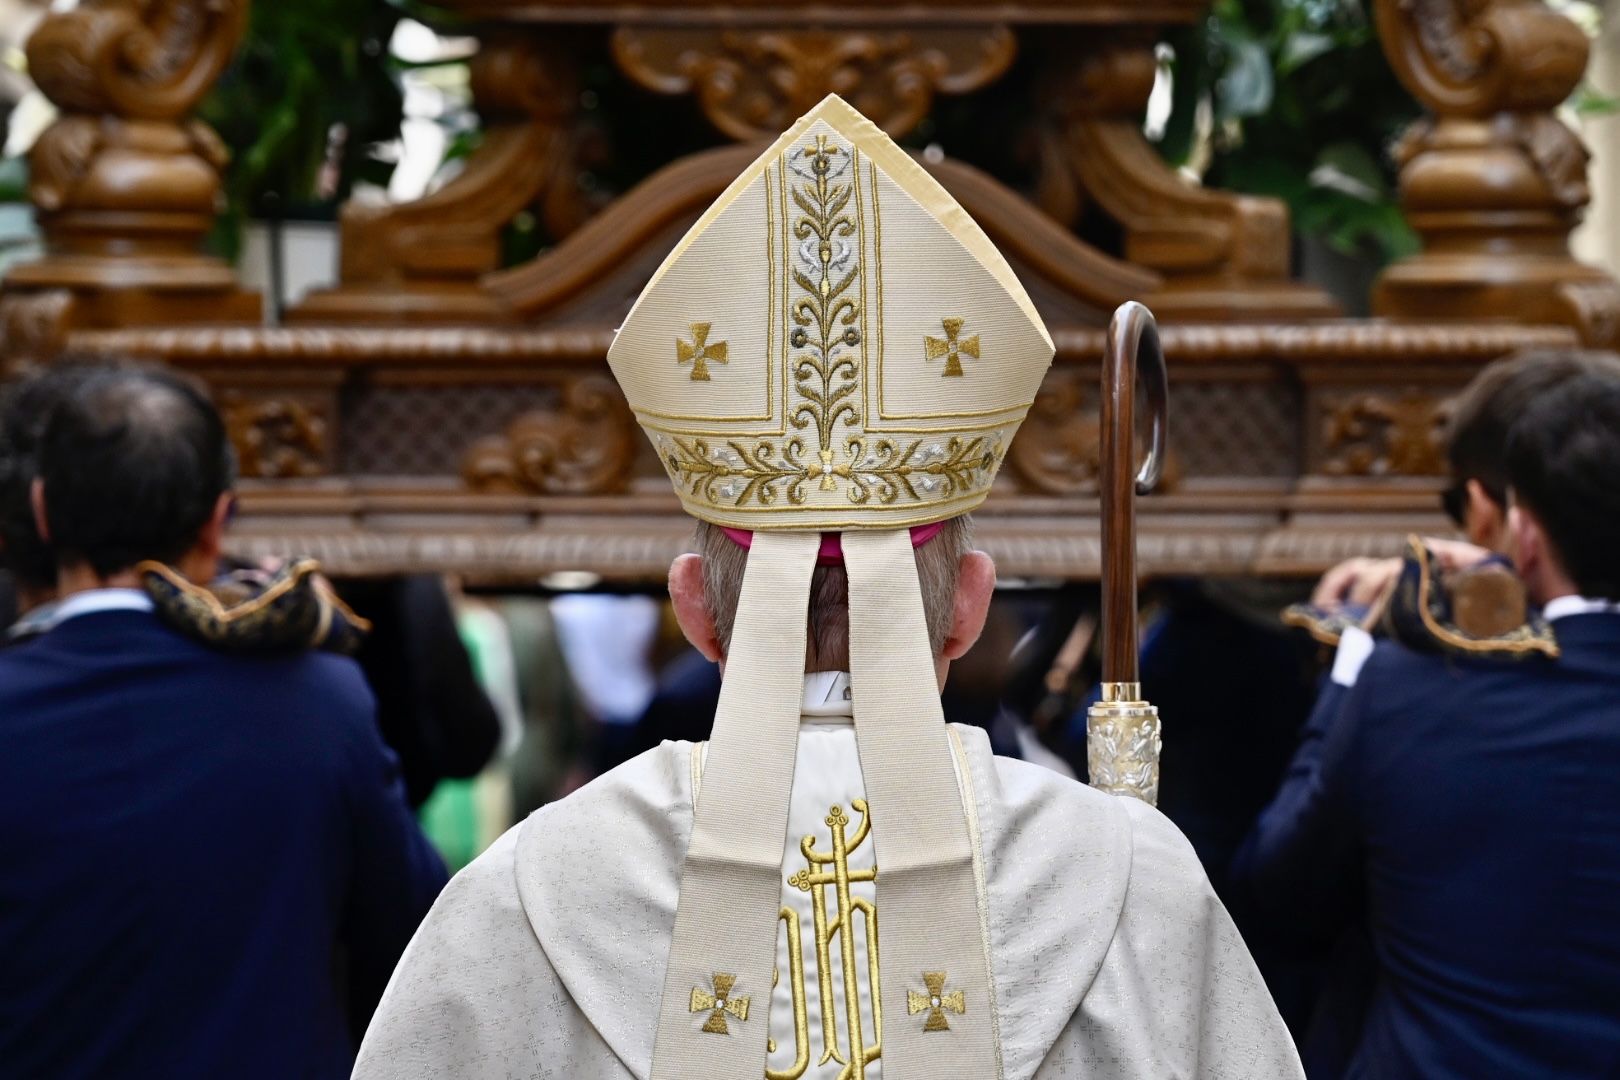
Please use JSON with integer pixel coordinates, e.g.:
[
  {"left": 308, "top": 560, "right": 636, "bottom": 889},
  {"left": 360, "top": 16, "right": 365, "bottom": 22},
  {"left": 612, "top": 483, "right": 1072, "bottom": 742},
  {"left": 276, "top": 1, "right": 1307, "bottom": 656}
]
[
  {"left": 50, "top": 588, "right": 155, "bottom": 625},
  {"left": 801, "top": 671, "right": 853, "bottom": 718},
  {"left": 1542, "top": 595, "right": 1620, "bottom": 622}
]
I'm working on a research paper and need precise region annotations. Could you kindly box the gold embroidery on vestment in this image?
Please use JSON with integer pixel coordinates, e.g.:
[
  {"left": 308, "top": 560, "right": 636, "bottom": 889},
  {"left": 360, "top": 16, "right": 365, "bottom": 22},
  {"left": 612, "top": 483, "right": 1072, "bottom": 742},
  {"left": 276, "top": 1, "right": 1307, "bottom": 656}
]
[
  {"left": 690, "top": 972, "right": 750, "bottom": 1034},
  {"left": 784, "top": 799, "right": 881, "bottom": 1077},
  {"left": 766, "top": 907, "right": 811, "bottom": 1079},
  {"left": 908, "top": 971, "right": 966, "bottom": 1032}
]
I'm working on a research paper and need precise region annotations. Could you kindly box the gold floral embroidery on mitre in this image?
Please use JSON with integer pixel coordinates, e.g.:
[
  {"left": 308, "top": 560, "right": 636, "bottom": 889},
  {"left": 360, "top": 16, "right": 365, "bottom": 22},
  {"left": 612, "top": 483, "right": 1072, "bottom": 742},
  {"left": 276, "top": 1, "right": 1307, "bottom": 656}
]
[
  {"left": 773, "top": 800, "right": 882, "bottom": 1079},
  {"left": 658, "top": 134, "right": 1006, "bottom": 513}
]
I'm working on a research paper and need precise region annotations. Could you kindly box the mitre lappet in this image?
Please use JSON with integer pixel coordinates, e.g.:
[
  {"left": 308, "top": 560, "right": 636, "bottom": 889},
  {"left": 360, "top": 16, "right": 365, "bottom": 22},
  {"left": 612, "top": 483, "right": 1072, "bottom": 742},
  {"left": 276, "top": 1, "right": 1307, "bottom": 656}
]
[{"left": 607, "top": 94, "right": 1054, "bottom": 1079}]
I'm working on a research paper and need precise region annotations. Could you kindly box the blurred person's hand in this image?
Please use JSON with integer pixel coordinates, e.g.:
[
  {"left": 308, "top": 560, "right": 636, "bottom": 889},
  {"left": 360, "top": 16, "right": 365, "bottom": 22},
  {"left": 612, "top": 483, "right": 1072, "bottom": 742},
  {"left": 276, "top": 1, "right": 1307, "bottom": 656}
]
[
  {"left": 1312, "top": 557, "right": 1402, "bottom": 612},
  {"left": 1313, "top": 539, "right": 1496, "bottom": 616}
]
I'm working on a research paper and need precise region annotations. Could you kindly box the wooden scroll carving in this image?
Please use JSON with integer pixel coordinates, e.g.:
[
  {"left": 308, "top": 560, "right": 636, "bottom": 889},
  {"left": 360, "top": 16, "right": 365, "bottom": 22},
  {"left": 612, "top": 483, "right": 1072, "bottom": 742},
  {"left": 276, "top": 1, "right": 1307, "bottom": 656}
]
[
  {"left": 220, "top": 391, "right": 333, "bottom": 479},
  {"left": 1035, "top": 34, "right": 1337, "bottom": 322},
  {"left": 1319, "top": 390, "right": 1452, "bottom": 477},
  {"left": 1006, "top": 368, "right": 1184, "bottom": 495},
  {"left": 487, "top": 141, "right": 1158, "bottom": 324},
  {"left": 1373, "top": 0, "right": 1620, "bottom": 345},
  {"left": 6, "top": 0, "right": 260, "bottom": 328},
  {"left": 611, "top": 25, "right": 1017, "bottom": 140},
  {"left": 461, "top": 376, "right": 637, "bottom": 494},
  {"left": 293, "top": 34, "right": 582, "bottom": 325}
]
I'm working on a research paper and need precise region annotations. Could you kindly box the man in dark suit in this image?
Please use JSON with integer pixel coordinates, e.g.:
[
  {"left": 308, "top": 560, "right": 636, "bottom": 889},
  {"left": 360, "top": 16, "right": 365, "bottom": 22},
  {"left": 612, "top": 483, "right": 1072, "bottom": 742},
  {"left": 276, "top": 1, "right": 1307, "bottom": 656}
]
[
  {"left": 1234, "top": 371, "right": 1620, "bottom": 1078},
  {"left": 0, "top": 366, "right": 447, "bottom": 1078}
]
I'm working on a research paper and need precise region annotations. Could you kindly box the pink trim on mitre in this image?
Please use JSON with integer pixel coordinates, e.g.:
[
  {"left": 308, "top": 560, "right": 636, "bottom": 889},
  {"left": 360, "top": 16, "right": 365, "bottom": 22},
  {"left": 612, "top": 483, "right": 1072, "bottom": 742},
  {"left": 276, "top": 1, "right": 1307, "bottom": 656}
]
[{"left": 719, "top": 522, "right": 948, "bottom": 566}]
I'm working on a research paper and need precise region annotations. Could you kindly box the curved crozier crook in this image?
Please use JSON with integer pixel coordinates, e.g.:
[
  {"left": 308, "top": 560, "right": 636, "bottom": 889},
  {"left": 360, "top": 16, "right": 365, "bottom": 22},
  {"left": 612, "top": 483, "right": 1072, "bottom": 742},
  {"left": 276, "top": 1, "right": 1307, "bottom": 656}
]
[
  {"left": 1098, "top": 300, "right": 1169, "bottom": 687},
  {"left": 1109, "top": 300, "right": 1169, "bottom": 496}
]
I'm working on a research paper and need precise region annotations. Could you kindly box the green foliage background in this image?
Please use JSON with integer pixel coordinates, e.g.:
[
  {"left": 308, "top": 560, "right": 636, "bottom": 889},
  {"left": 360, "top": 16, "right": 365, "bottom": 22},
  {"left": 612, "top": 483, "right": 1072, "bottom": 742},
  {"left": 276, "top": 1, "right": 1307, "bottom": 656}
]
[{"left": 1157, "top": 0, "right": 1423, "bottom": 263}]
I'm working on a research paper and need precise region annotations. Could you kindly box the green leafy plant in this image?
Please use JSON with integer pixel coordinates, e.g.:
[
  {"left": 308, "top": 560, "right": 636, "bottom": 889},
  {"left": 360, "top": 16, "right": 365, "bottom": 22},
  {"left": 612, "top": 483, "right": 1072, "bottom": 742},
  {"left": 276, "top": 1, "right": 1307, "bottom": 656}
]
[
  {"left": 198, "top": 0, "right": 417, "bottom": 258},
  {"left": 1157, "top": 0, "right": 1423, "bottom": 264}
]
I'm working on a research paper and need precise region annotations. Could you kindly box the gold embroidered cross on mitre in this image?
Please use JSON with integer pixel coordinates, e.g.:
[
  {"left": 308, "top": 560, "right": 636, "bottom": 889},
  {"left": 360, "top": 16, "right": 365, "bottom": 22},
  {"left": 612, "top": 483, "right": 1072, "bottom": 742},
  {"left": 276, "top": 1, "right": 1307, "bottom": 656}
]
[
  {"left": 925, "top": 317, "right": 981, "bottom": 377},
  {"left": 676, "top": 322, "right": 728, "bottom": 381}
]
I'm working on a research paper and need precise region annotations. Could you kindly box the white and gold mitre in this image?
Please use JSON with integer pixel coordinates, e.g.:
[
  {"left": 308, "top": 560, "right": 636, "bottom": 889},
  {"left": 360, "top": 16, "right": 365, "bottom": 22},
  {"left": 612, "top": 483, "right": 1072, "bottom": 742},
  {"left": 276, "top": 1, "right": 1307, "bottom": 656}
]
[{"left": 608, "top": 94, "right": 1054, "bottom": 530}]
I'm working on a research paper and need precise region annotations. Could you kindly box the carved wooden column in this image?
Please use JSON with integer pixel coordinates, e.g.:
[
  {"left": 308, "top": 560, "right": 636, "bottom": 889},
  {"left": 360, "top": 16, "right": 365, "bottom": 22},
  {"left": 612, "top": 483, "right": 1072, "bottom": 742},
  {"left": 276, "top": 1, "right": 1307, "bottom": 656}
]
[
  {"left": 2, "top": 0, "right": 260, "bottom": 331},
  {"left": 291, "top": 33, "right": 581, "bottom": 324},
  {"left": 1373, "top": 0, "right": 1620, "bottom": 345},
  {"left": 1034, "top": 32, "right": 1338, "bottom": 321}
]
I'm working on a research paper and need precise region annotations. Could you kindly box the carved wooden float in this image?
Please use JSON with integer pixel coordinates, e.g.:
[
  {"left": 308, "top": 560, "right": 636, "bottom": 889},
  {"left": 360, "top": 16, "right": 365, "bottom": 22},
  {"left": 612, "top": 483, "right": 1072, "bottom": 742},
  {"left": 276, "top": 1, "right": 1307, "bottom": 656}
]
[{"left": 0, "top": 0, "right": 1611, "bottom": 583}]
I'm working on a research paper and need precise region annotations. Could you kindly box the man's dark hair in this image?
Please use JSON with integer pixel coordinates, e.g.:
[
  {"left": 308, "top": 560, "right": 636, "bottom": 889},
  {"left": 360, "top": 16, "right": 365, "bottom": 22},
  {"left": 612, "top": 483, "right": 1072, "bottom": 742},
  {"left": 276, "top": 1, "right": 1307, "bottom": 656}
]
[
  {"left": 0, "top": 365, "right": 95, "bottom": 589},
  {"left": 1505, "top": 371, "right": 1620, "bottom": 601},
  {"left": 38, "top": 366, "right": 237, "bottom": 578},
  {"left": 1448, "top": 349, "right": 1620, "bottom": 505}
]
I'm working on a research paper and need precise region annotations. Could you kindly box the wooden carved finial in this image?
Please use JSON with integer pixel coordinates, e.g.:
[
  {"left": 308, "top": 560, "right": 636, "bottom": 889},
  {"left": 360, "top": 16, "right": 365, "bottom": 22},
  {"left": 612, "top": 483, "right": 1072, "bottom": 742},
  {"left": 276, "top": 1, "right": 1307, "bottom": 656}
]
[
  {"left": 5, "top": 0, "right": 260, "bottom": 329},
  {"left": 1372, "top": 0, "right": 1620, "bottom": 345}
]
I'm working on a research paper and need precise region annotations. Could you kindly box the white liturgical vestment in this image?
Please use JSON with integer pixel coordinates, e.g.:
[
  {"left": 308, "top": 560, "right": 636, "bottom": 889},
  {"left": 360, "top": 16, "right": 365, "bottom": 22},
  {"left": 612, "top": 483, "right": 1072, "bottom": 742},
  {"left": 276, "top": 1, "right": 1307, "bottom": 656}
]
[{"left": 356, "top": 672, "right": 1303, "bottom": 1080}]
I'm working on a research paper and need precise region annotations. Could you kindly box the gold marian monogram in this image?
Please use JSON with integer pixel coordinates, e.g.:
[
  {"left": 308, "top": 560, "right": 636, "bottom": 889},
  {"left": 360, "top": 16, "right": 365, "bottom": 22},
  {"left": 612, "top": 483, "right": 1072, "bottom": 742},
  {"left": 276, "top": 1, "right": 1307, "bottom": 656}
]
[
  {"left": 768, "top": 800, "right": 882, "bottom": 1079},
  {"left": 661, "top": 132, "right": 1000, "bottom": 511},
  {"left": 925, "top": 318, "right": 980, "bottom": 378},
  {"left": 677, "top": 322, "right": 729, "bottom": 381},
  {"left": 690, "top": 972, "right": 751, "bottom": 1034}
]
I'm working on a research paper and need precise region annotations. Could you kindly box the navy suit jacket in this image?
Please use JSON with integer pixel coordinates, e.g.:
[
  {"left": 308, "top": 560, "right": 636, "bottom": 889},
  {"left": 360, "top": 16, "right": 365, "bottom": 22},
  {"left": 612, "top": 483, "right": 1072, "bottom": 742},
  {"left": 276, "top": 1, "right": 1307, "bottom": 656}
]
[
  {"left": 0, "top": 608, "right": 448, "bottom": 1079},
  {"left": 1234, "top": 613, "right": 1620, "bottom": 1078}
]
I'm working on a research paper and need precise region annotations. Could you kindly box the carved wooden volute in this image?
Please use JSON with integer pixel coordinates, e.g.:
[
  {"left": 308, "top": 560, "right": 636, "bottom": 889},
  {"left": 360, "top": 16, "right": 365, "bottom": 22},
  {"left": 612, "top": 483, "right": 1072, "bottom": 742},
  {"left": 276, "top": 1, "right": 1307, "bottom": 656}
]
[
  {"left": 2, "top": 0, "right": 260, "bottom": 338},
  {"left": 1373, "top": 0, "right": 1620, "bottom": 345},
  {"left": 1032, "top": 31, "right": 1339, "bottom": 322}
]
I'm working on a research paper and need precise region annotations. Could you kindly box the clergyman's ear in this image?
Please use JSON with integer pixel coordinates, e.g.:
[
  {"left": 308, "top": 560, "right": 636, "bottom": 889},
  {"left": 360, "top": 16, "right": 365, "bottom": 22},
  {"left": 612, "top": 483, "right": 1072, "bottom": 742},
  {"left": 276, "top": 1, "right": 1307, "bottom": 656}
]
[
  {"left": 941, "top": 550, "right": 996, "bottom": 661},
  {"left": 670, "top": 553, "right": 724, "bottom": 663}
]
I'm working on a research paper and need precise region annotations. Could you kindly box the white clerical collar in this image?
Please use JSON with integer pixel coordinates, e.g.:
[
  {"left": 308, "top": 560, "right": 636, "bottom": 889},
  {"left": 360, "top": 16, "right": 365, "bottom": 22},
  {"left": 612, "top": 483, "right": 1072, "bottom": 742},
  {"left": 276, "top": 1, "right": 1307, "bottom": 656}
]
[
  {"left": 1542, "top": 595, "right": 1620, "bottom": 622},
  {"left": 801, "top": 671, "right": 853, "bottom": 718}
]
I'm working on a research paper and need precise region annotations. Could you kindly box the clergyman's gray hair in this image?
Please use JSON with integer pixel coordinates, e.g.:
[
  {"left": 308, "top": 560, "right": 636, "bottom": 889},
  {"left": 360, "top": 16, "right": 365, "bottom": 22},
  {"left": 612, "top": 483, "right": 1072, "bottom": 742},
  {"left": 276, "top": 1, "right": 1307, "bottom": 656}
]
[{"left": 696, "top": 515, "right": 974, "bottom": 671}]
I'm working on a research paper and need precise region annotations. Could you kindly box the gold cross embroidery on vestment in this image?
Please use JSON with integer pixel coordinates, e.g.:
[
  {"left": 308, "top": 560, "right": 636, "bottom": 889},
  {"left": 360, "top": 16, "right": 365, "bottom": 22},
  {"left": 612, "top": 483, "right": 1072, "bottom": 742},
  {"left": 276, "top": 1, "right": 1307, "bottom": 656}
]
[
  {"left": 907, "top": 971, "right": 966, "bottom": 1032},
  {"left": 690, "top": 972, "right": 750, "bottom": 1034}
]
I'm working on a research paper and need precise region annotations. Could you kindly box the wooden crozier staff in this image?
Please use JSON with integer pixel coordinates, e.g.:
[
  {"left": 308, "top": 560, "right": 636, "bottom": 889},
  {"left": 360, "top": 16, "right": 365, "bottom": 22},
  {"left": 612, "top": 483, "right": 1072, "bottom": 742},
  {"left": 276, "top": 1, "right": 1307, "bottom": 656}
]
[{"left": 1088, "top": 301, "right": 1168, "bottom": 805}]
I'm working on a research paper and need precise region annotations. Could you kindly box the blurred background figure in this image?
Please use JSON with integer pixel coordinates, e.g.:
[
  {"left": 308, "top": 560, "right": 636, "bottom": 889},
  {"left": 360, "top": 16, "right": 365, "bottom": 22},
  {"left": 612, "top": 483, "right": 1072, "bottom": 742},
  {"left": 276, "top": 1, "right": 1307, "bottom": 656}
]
[
  {"left": 0, "top": 363, "right": 446, "bottom": 1078},
  {"left": 1235, "top": 359, "right": 1620, "bottom": 1078},
  {"left": 335, "top": 575, "right": 503, "bottom": 810}
]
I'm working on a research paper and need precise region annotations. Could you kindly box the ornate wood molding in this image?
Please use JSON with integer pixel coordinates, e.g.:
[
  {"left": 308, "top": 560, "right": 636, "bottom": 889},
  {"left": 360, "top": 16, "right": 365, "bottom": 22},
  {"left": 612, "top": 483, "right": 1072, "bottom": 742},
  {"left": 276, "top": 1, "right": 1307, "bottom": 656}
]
[
  {"left": 461, "top": 376, "right": 636, "bottom": 494},
  {"left": 292, "top": 34, "right": 582, "bottom": 325},
  {"left": 428, "top": 0, "right": 1213, "bottom": 25},
  {"left": 1317, "top": 389, "right": 1453, "bottom": 478},
  {"left": 1373, "top": 0, "right": 1620, "bottom": 345},
  {"left": 611, "top": 25, "right": 1017, "bottom": 141},
  {"left": 1033, "top": 33, "right": 1337, "bottom": 321},
  {"left": 4, "top": 0, "right": 259, "bottom": 328},
  {"left": 220, "top": 391, "right": 333, "bottom": 479},
  {"left": 64, "top": 319, "right": 1576, "bottom": 368}
]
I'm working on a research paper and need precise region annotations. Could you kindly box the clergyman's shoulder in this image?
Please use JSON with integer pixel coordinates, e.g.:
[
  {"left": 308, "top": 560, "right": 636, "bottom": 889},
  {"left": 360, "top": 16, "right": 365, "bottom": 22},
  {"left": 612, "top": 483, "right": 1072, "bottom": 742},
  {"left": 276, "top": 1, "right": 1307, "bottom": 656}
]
[{"left": 979, "top": 742, "right": 1220, "bottom": 930}]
